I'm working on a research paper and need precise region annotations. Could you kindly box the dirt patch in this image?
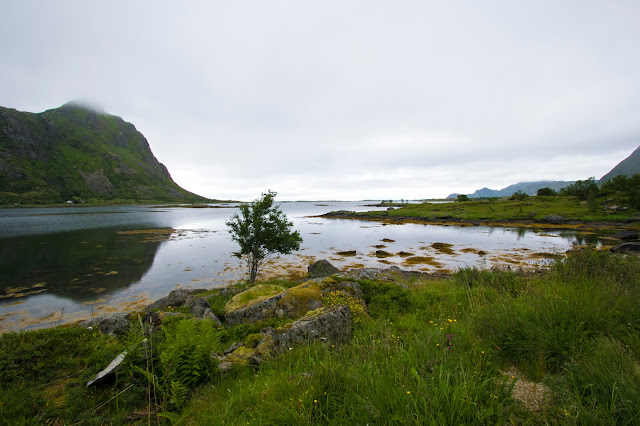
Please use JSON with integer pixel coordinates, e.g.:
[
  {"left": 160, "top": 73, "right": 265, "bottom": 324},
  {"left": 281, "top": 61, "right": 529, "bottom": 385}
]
[{"left": 503, "top": 367, "right": 550, "bottom": 412}]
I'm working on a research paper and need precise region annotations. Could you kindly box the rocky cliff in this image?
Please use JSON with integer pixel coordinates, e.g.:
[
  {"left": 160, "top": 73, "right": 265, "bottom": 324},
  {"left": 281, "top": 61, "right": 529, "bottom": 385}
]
[{"left": 0, "top": 101, "right": 209, "bottom": 204}]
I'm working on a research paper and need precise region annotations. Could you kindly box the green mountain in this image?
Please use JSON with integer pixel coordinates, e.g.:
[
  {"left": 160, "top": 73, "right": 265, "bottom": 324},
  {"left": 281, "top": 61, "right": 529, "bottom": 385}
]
[
  {"left": 0, "top": 101, "right": 209, "bottom": 204},
  {"left": 600, "top": 145, "right": 640, "bottom": 183},
  {"left": 447, "top": 180, "right": 575, "bottom": 199}
]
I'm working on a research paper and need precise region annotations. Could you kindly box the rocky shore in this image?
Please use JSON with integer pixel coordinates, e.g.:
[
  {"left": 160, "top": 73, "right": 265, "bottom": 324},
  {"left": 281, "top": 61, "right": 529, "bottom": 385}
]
[{"left": 83, "top": 260, "right": 426, "bottom": 386}]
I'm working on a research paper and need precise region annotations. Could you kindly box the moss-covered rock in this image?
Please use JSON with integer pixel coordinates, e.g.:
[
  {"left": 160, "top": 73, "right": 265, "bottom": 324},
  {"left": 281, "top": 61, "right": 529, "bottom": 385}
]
[
  {"left": 225, "top": 284, "right": 285, "bottom": 313},
  {"left": 254, "top": 305, "right": 353, "bottom": 362}
]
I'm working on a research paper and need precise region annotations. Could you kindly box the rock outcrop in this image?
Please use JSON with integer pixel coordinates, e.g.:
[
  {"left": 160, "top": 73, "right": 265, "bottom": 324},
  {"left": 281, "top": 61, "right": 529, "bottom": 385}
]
[{"left": 308, "top": 259, "right": 340, "bottom": 278}]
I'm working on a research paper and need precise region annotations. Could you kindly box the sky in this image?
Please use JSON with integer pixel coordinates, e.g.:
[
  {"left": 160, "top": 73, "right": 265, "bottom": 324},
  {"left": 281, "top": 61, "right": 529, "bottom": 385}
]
[{"left": 1, "top": 1, "right": 640, "bottom": 201}]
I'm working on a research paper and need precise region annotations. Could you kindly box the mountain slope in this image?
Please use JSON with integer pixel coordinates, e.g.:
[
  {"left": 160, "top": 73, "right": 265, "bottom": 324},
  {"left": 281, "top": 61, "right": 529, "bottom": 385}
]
[
  {"left": 447, "top": 180, "right": 574, "bottom": 199},
  {"left": 600, "top": 145, "right": 640, "bottom": 183},
  {"left": 0, "top": 102, "right": 209, "bottom": 204}
]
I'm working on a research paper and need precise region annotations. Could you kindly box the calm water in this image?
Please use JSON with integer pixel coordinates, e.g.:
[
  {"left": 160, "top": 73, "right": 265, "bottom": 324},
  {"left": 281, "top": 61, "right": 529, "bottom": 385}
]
[{"left": 0, "top": 202, "right": 603, "bottom": 332}]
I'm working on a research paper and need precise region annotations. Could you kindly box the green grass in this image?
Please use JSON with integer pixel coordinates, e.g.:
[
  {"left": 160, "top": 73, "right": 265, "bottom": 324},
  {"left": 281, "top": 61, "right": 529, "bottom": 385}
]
[
  {"left": 1, "top": 249, "right": 639, "bottom": 424},
  {"left": 357, "top": 196, "right": 638, "bottom": 224}
]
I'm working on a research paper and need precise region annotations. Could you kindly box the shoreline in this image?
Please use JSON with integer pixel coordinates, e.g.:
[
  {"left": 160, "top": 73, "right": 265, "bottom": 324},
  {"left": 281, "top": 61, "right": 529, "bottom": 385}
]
[{"left": 318, "top": 211, "right": 640, "bottom": 232}]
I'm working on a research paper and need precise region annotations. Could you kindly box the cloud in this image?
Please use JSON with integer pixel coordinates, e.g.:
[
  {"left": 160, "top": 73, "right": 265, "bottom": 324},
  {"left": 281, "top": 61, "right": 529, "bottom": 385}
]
[{"left": 1, "top": 0, "right": 640, "bottom": 200}]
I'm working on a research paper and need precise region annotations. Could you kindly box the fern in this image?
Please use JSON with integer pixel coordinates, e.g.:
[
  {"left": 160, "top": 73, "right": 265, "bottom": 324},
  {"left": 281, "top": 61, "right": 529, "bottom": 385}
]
[
  {"left": 168, "top": 380, "right": 189, "bottom": 409},
  {"left": 158, "top": 318, "right": 221, "bottom": 389}
]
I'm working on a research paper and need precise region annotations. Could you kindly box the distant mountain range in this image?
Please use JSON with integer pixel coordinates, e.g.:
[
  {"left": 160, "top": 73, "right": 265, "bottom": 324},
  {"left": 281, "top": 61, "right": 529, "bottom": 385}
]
[
  {"left": 0, "top": 101, "right": 209, "bottom": 204},
  {"left": 600, "top": 145, "right": 640, "bottom": 183},
  {"left": 447, "top": 181, "right": 575, "bottom": 199},
  {"left": 447, "top": 144, "right": 640, "bottom": 199}
]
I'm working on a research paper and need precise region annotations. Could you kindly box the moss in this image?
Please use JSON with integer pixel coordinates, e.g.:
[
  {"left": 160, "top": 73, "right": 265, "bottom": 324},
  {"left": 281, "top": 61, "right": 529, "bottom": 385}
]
[
  {"left": 244, "top": 333, "right": 264, "bottom": 349},
  {"left": 322, "top": 277, "right": 338, "bottom": 285},
  {"left": 431, "top": 243, "right": 456, "bottom": 255},
  {"left": 404, "top": 256, "right": 442, "bottom": 268},
  {"left": 225, "top": 284, "right": 285, "bottom": 313},
  {"left": 226, "top": 346, "right": 256, "bottom": 365},
  {"left": 278, "top": 282, "right": 323, "bottom": 319}
]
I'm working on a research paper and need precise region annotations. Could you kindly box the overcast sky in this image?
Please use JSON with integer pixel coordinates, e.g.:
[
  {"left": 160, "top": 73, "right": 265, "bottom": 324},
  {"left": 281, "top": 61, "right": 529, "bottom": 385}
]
[{"left": 2, "top": 1, "right": 639, "bottom": 201}]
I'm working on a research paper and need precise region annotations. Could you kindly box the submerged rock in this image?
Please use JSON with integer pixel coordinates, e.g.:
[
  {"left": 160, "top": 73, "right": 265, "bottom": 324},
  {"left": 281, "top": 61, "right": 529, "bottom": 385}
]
[
  {"left": 611, "top": 230, "right": 639, "bottom": 241},
  {"left": 610, "top": 242, "right": 640, "bottom": 254}
]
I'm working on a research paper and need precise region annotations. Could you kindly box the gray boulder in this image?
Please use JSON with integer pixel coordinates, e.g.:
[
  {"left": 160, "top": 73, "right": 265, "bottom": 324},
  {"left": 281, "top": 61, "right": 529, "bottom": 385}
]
[
  {"left": 190, "top": 297, "right": 211, "bottom": 318},
  {"left": 145, "top": 288, "right": 207, "bottom": 311},
  {"left": 308, "top": 259, "right": 340, "bottom": 278},
  {"left": 226, "top": 293, "right": 285, "bottom": 325},
  {"left": 202, "top": 308, "right": 222, "bottom": 326},
  {"left": 97, "top": 313, "right": 130, "bottom": 336},
  {"left": 255, "top": 305, "right": 353, "bottom": 361}
]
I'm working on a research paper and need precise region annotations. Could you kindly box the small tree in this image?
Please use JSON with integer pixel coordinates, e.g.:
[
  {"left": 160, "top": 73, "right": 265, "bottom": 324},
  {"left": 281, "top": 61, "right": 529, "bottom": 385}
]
[
  {"left": 457, "top": 194, "right": 470, "bottom": 202},
  {"left": 226, "top": 190, "right": 302, "bottom": 283}
]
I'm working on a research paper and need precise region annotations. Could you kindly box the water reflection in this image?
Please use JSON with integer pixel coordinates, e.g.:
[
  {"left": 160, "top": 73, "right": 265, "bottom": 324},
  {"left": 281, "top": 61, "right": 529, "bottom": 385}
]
[
  {"left": 0, "top": 203, "right": 611, "bottom": 333},
  {"left": 0, "top": 228, "right": 171, "bottom": 303}
]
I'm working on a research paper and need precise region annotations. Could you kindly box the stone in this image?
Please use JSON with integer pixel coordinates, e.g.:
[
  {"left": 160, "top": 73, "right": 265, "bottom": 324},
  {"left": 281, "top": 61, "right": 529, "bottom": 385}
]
[
  {"left": 254, "top": 305, "right": 353, "bottom": 362},
  {"left": 97, "top": 313, "right": 130, "bottom": 336},
  {"left": 226, "top": 292, "right": 285, "bottom": 325},
  {"left": 610, "top": 242, "right": 640, "bottom": 254},
  {"left": 202, "top": 308, "right": 222, "bottom": 326},
  {"left": 145, "top": 288, "right": 207, "bottom": 311},
  {"left": 190, "top": 297, "right": 211, "bottom": 318},
  {"left": 542, "top": 215, "right": 564, "bottom": 224},
  {"left": 611, "top": 230, "right": 639, "bottom": 241},
  {"left": 308, "top": 259, "right": 340, "bottom": 278}
]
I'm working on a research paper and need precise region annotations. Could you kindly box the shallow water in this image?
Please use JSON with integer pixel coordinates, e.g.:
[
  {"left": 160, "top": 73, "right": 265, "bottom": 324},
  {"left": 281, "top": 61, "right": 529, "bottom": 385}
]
[{"left": 0, "top": 202, "right": 604, "bottom": 332}]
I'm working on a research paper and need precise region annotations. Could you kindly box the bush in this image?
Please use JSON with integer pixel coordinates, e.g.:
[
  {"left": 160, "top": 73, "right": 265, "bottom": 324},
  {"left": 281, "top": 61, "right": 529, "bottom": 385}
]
[
  {"left": 509, "top": 190, "right": 529, "bottom": 201},
  {"left": 359, "top": 280, "right": 413, "bottom": 317},
  {"left": 456, "top": 194, "right": 470, "bottom": 202},
  {"left": 536, "top": 187, "right": 557, "bottom": 196}
]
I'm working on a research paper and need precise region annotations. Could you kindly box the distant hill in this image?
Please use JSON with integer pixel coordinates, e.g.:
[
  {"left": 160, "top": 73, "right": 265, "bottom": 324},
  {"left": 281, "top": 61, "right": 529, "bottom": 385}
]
[
  {"left": 0, "top": 101, "right": 209, "bottom": 204},
  {"left": 600, "top": 145, "right": 640, "bottom": 183},
  {"left": 447, "top": 181, "right": 575, "bottom": 199}
]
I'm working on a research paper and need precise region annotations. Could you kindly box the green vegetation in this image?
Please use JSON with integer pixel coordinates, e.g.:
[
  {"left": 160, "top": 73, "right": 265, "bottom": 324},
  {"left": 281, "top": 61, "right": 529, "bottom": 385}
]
[
  {"left": 227, "top": 190, "right": 303, "bottom": 283},
  {"left": 0, "top": 103, "right": 209, "bottom": 205},
  {"left": 349, "top": 193, "right": 639, "bottom": 225},
  {"left": 1, "top": 249, "right": 639, "bottom": 424},
  {"left": 601, "top": 173, "right": 640, "bottom": 209}
]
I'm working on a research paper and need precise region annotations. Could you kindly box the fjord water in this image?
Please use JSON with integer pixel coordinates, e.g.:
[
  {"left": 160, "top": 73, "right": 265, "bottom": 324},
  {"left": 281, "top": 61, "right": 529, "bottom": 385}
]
[{"left": 0, "top": 202, "right": 600, "bottom": 332}]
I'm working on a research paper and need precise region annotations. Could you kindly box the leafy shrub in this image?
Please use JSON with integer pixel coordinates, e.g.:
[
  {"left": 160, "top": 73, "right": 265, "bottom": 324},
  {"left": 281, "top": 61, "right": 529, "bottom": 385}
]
[
  {"left": 456, "top": 194, "right": 470, "bottom": 202},
  {"left": 359, "top": 280, "right": 413, "bottom": 317}
]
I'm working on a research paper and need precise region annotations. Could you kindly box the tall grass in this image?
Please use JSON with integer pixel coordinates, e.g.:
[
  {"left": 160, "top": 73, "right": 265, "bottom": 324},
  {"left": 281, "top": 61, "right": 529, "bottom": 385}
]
[{"left": 1, "top": 249, "right": 638, "bottom": 423}]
